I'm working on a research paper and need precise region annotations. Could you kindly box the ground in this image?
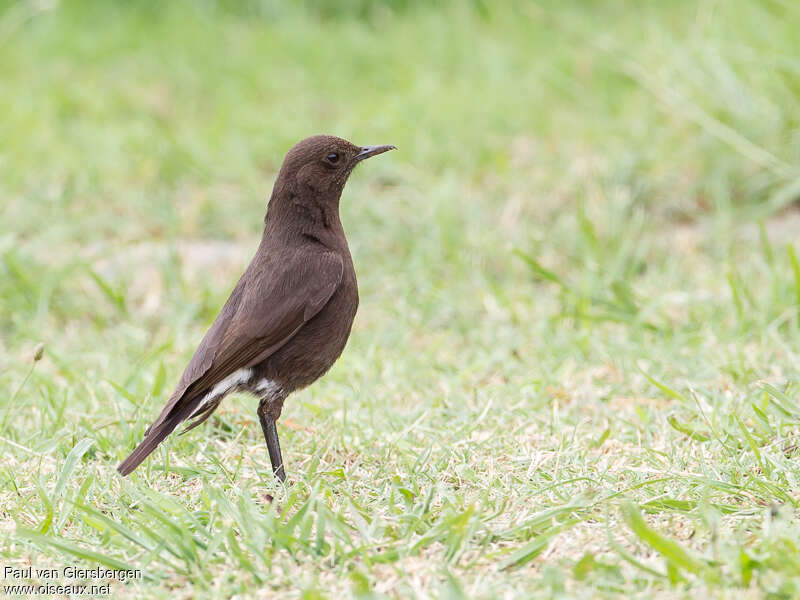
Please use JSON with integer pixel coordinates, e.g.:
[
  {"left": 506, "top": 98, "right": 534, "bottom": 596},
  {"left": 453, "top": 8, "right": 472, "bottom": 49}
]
[{"left": 1, "top": 1, "right": 800, "bottom": 598}]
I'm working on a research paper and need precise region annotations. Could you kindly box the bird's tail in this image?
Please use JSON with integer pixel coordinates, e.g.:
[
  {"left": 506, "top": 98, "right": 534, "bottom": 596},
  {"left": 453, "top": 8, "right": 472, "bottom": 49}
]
[{"left": 117, "top": 397, "right": 200, "bottom": 476}]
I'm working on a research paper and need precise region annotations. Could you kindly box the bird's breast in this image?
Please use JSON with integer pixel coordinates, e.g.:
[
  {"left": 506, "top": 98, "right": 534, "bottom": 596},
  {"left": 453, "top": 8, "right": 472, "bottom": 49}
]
[{"left": 256, "top": 257, "right": 358, "bottom": 392}]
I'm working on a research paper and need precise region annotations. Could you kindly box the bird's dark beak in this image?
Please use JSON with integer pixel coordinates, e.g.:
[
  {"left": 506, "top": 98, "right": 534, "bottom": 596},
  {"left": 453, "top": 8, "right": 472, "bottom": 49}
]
[{"left": 354, "top": 144, "right": 396, "bottom": 163}]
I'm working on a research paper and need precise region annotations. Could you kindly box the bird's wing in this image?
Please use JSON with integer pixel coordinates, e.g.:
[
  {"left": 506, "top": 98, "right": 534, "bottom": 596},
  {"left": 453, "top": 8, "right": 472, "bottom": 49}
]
[
  {"left": 117, "top": 247, "right": 343, "bottom": 475},
  {"left": 184, "top": 247, "right": 344, "bottom": 401}
]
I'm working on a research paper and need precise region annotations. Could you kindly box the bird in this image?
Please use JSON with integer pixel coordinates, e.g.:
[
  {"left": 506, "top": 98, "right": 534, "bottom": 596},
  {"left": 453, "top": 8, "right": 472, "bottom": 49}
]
[{"left": 117, "top": 135, "right": 395, "bottom": 481}]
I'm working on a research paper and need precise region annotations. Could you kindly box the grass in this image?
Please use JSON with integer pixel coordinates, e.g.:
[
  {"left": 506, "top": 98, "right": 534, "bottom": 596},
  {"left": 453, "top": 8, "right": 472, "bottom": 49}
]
[{"left": 2, "top": 0, "right": 800, "bottom": 597}]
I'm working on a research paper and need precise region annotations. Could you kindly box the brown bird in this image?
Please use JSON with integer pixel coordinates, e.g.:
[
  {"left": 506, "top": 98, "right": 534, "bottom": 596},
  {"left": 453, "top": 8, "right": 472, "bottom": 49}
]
[{"left": 118, "top": 135, "right": 395, "bottom": 481}]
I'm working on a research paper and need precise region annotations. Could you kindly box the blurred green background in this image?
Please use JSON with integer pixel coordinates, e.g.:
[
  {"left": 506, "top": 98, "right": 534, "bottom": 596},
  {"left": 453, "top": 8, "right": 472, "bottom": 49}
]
[{"left": 2, "top": 1, "right": 800, "bottom": 598}]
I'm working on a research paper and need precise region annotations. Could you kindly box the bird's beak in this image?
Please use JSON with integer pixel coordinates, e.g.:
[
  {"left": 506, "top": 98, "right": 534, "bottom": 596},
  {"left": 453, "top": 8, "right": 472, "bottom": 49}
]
[{"left": 353, "top": 144, "right": 396, "bottom": 163}]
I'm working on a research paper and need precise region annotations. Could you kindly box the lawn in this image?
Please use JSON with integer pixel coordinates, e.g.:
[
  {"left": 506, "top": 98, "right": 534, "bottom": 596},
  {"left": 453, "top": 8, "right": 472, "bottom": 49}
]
[{"left": 2, "top": 0, "right": 800, "bottom": 597}]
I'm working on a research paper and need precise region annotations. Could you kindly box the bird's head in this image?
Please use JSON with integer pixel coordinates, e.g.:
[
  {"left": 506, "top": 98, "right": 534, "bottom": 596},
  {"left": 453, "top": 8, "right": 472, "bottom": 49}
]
[{"left": 276, "top": 135, "right": 395, "bottom": 198}]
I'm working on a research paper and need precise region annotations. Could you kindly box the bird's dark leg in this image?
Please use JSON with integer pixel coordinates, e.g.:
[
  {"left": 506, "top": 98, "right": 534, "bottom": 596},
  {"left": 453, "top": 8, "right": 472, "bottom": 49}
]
[{"left": 258, "top": 399, "right": 286, "bottom": 482}]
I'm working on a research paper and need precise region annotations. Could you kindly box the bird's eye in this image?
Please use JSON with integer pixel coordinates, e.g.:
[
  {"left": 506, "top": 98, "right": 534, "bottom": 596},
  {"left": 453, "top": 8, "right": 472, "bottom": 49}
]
[{"left": 325, "top": 152, "right": 340, "bottom": 164}]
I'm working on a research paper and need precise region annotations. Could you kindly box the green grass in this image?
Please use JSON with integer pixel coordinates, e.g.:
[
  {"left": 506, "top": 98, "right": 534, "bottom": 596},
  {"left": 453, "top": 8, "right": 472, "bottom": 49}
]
[{"left": 2, "top": 0, "right": 800, "bottom": 597}]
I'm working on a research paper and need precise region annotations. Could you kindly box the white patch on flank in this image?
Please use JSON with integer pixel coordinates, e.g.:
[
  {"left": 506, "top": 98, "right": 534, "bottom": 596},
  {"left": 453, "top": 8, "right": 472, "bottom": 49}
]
[
  {"left": 255, "top": 378, "right": 281, "bottom": 397},
  {"left": 195, "top": 368, "right": 252, "bottom": 412}
]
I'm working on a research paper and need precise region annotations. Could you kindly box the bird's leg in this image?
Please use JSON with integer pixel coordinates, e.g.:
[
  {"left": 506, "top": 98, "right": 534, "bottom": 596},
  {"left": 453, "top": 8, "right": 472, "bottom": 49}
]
[{"left": 258, "top": 398, "right": 286, "bottom": 482}]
